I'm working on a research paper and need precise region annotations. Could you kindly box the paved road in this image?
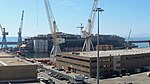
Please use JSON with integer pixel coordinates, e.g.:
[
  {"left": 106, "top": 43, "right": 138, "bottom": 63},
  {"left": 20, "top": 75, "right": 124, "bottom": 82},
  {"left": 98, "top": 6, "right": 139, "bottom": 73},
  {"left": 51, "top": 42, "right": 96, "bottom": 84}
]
[
  {"left": 91, "top": 72, "right": 150, "bottom": 84},
  {"left": 41, "top": 65, "right": 150, "bottom": 84},
  {"left": 39, "top": 71, "right": 68, "bottom": 84}
]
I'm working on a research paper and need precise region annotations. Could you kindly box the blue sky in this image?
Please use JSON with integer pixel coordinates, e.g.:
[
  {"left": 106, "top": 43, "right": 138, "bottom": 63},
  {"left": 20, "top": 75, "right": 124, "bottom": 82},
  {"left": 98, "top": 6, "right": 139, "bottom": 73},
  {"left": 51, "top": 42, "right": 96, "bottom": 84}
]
[{"left": 0, "top": 0, "right": 150, "bottom": 37}]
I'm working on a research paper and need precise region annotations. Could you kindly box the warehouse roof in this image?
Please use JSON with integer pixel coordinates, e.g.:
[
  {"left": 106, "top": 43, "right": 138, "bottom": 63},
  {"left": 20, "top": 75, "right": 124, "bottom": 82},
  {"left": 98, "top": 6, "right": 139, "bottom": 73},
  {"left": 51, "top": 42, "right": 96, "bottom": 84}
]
[
  {"left": 0, "top": 52, "right": 34, "bottom": 66},
  {"left": 0, "top": 51, "right": 13, "bottom": 57},
  {"left": 65, "top": 47, "right": 150, "bottom": 58}
]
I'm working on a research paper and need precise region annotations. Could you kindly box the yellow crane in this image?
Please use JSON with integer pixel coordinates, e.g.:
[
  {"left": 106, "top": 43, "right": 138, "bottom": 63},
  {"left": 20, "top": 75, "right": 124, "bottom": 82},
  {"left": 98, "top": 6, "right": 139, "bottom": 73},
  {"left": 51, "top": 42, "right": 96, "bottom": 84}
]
[{"left": 44, "top": 0, "right": 65, "bottom": 58}]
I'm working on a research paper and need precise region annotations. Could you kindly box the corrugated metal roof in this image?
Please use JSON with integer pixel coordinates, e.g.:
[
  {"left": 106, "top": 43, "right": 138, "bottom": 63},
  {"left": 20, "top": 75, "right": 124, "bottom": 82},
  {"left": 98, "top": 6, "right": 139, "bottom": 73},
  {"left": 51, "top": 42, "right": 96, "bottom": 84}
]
[
  {"left": 64, "top": 48, "right": 150, "bottom": 58},
  {"left": 0, "top": 52, "right": 34, "bottom": 66}
]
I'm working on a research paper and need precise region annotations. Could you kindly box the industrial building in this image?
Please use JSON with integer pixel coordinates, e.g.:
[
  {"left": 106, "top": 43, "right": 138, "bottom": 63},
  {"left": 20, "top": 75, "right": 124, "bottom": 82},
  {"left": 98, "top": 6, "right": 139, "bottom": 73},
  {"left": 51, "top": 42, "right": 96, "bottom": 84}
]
[
  {"left": 0, "top": 52, "right": 37, "bottom": 82},
  {"left": 56, "top": 48, "right": 150, "bottom": 77}
]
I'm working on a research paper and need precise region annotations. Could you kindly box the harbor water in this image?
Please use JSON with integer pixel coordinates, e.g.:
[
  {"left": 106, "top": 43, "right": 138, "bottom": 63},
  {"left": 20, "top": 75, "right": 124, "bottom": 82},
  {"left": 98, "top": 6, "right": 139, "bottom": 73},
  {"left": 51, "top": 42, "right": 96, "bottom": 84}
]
[{"left": 127, "top": 37, "right": 150, "bottom": 48}]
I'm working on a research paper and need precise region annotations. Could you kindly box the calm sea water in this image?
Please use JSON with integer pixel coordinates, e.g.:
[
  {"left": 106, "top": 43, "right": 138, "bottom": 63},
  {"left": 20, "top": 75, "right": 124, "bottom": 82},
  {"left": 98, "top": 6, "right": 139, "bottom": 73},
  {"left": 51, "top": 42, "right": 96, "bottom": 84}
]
[
  {"left": 0, "top": 37, "right": 20, "bottom": 42},
  {"left": 126, "top": 37, "right": 150, "bottom": 48},
  {"left": 0, "top": 37, "right": 18, "bottom": 47}
]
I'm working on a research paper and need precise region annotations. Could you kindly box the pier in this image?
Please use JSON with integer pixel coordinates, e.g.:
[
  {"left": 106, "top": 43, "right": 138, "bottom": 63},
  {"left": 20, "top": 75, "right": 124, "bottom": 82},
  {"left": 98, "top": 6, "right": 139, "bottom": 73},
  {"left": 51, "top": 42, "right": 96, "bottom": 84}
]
[{"left": 129, "top": 40, "right": 150, "bottom": 46}]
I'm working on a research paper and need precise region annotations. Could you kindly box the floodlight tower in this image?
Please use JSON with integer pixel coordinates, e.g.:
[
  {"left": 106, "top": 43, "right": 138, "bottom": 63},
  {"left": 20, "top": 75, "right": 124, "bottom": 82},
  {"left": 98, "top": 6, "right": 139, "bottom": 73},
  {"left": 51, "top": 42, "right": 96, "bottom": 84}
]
[{"left": 95, "top": 7, "right": 104, "bottom": 84}]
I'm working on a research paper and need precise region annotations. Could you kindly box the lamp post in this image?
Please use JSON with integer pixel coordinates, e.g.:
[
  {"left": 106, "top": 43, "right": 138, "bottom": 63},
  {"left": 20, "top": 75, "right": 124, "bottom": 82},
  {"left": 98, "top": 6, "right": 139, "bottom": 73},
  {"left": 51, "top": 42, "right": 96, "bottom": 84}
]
[{"left": 95, "top": 8, "right": 104, "bottom": 84}]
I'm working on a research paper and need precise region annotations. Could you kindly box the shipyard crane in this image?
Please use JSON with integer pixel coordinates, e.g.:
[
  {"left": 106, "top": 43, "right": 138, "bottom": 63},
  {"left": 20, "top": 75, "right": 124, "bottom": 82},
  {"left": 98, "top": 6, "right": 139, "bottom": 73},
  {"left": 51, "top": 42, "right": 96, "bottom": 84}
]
[
  {"left": 17, "top": 10, "right": 24, "bottom": 49},
  {"left": 44, "top": 0, "right": 65, "bottom": 57},
  {"left": 127, "top": 29, "right": 132, "bottom": 41},
  {"left": 77, "top": 23, "right": 84, "bottom": 35},
  {"left": 127, "top": 29, "right": 132, "bottom": 49},
  {"left": 80, "top": 0, "right": 98, "bottom": 51},
  {"left": 0, "top": 24, "right": 8, "bottom": 49}
]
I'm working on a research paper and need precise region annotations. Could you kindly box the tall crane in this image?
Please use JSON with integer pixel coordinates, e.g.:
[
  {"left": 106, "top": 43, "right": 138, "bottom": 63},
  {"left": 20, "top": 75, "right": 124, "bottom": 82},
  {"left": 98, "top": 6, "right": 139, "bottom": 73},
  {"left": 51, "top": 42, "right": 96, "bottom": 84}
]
[
  {"left": 127, "top": 29, "right": 132, "bottom": 41},
  {"left": 80, "top": 0, "right": 98, "bottom": 51},
  {"left": 127, "top": 29, "right": 132, "bottom": 49},
  {"left": 0, "top": 24, "right": 8, "bottom": 49},
  {"left": 44, "top": 0, "right": 65, "bottom": 57},
  {"left": 17, "top": 10, "right": 24, "bottom": 49}
]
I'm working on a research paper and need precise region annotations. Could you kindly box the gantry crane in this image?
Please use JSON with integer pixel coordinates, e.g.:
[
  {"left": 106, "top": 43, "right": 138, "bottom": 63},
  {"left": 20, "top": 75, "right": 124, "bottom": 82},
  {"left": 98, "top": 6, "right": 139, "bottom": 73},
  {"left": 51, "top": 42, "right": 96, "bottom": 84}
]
[
  {"left": 17, "top": 10, "right": 24, "bottom": 49},
  {"left": 44, "top": 0, "right": 65, "bottom": 57},
  {"left": 0, "top": 24, "right": 8, "bottom": 49},
  {"left": 80, "top": 0, "right": 98, "bottom": 51}
]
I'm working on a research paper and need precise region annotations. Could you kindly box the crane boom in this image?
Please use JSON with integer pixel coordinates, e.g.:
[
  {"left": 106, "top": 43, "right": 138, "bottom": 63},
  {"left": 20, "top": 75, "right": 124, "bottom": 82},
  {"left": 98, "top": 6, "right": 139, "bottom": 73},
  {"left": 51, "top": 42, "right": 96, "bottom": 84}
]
[
  {"left": 86, "top": 0, "right": 98, "bottom": 35},
  {"left": 44, "top": 0, "right": 65, "bottom": 57},
  {"left": 81, "top": 0, "right": 98, "bottom": 51},
  {"left": 128, "top": 29, "right": 132, "bottom": 40},
  {"left": 127, "top": 29, "right": 132, "bottom": 49},
  {"left": 0, "top": 24, "right": 3, "bottom": 32},
  {"left": 19, "top": 10, "right": 24, "bottom": 34},
  {"left": 18, "top": 10, "right": 24, "bottom": 48},
  {"left": 44, "top": 0, "right": 55, "bottom": 33}
]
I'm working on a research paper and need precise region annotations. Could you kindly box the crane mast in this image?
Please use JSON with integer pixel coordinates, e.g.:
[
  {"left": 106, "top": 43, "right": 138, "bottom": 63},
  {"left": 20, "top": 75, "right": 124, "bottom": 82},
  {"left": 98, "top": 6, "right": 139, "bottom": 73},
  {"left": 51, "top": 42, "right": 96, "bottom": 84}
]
[
  {"left": 0, "top": 24, "right": 8, "bottom": 49},
  {"left": 81, "top": 0, "right": 98, "bottom": 51},
  {"left": 44, "top": 0, "right": 65, "bottom": 57},
  {"left": 18, "top": 10, "right": 24, "bottom": 49}
]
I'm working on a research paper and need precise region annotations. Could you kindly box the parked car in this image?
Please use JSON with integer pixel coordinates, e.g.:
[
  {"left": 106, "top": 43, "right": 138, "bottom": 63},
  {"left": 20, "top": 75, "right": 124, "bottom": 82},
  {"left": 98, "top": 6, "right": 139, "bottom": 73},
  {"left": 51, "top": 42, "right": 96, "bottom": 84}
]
[
  {"left": 58, "top": 68, "right": 64, "bottom": 71},
  {"left": 125, "top": 73, "right": 130, "bottom": 76},
  {"left": 56, "top": 75, "right": 61, "bottom": 79},
  {"left": 53, "top": 74, "right": 59, "bottom": 78},
  {"left": 50, "top": 74, "right": 54, "bottom": 77},
  {"left": 48, "top": 72, "right": 52, "bottom": 75},
  {"left": 39, "top": 69, "right": 45, "bottom": 72},
  {"left": 66, "top": 70, "right": 71, "bottom": 73},
  {"left": 59, "top": 76, "right": 66, "bottom": 80},
  {"left": 147, "top": 72, "right": 150, "bottom": 77}
]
